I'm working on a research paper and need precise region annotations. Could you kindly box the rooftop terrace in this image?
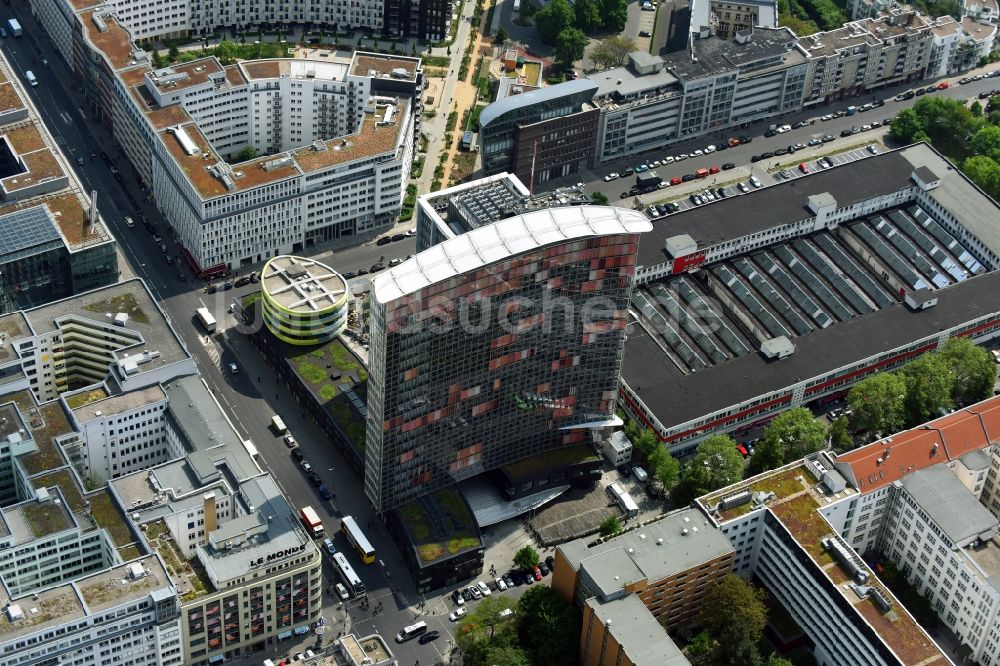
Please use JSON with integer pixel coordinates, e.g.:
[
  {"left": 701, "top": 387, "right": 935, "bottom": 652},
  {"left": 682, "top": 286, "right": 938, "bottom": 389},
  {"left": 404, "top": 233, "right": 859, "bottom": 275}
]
[
  {"left": 397, "top": 487, "right": 481, "bottom": 565},
  {"left": 81, "top": 9, "right": 136, "bottom": 71},
  {"left": 77, "top": 555, "right": 171, "bottom": 614},
  {"left": 145, "top": 519, "right": 212, "bottom": 602},
  {"left": 292, "top": 98, "right": 408, "bottom": 174},
  {"left": 350, "top": 53, "right": 420, "bottom": 81}
]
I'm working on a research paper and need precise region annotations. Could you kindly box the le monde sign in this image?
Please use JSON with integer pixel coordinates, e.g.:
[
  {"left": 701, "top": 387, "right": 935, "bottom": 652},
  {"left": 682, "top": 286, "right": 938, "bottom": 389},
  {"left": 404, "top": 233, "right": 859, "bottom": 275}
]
[{"left": 249, "top": 543, "right": 308, "bottom": 568}]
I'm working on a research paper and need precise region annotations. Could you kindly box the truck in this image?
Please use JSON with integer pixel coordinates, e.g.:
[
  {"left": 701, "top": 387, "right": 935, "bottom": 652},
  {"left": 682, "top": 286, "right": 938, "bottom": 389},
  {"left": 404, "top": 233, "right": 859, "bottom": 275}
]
[
  {"left": 300, "top": 505, "right": 324, "bottom": 538},
  {"left": 635, "top": 170, "right": 662, "bottom": 193},
  {"left": 7, "top": 19, "right": 21, "bottom": 36},
  {"left": 195, "top": 306, "right": 216, "bottom": 333},
  {"left": 695, "top": 167, "right": 710, "bottom": 179},
  {"left": 270, "top": 415, "right": 287, "bottom": 434}
]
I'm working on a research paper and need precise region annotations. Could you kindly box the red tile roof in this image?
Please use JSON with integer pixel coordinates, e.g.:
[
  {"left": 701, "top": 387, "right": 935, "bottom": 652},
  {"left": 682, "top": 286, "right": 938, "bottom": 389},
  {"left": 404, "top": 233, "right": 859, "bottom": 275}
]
[{"left": 834, "top": 395, "right": 1000, "bottom": 492}]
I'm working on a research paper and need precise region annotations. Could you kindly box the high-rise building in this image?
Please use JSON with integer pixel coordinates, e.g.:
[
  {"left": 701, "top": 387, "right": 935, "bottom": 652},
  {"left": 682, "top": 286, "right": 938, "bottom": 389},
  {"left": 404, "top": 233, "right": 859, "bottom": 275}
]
[{"left": 365, "top": 206, "right": 651, "bottom": 513}]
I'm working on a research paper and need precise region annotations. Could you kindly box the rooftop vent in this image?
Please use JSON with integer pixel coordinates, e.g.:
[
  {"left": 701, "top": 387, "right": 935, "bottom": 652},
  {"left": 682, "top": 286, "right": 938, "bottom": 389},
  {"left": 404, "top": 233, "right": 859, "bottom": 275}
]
[
  {"left": 167, "top": 126, "right": 199, "bottom": 156},
  {"left": 263, "top": 156, "right": 294, "bottom": 171},
  {"left": 5, "top": 604, "right": 23, "bottom": 622},
  {"left": 311, "top": 140, "right": 328, "bottom": 152},
  {"left": 113, "top": 312, "right": 129, "bottom": 327}
]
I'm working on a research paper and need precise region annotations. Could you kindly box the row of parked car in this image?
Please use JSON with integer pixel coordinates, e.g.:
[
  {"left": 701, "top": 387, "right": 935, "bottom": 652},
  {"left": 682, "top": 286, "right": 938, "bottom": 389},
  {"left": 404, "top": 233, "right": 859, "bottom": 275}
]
[
  {"left": 451, "top": 556, "right": 557, "bottom": 609},
  {"left": 750, "top": 138, "right": 833, "bottom": 162},
  {"left": 605, "top": 137, "right": 752, "bottom": 182}
]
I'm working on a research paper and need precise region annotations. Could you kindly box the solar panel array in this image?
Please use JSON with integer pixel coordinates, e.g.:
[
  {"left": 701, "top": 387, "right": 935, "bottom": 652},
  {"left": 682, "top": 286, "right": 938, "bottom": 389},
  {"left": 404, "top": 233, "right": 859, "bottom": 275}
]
[
  {"left": 851, "top": 222, "right": 930, "bottom": 291},
  {"left": 0, "top": 207, "right": 62, "bottom": 257},
  {"left": 886, "top": 210, "right": 967, "bottom": 283},
  {"left": 631, "top": 291, "right": 707, "bottom": 372},
  {"left": 649, "top": 283, "right": 727, "bottom": 364},
  {"left": 754, "top": 252, "right": 833, "bottom": 328},
  {"left": 713, "top": 265, "right": 791, "bottom": 340},
  {"left": 812, "top": 235, "right": 894, "bottom": 308},
  {"left": 909, "top": 205, "right": 985, "bottom": 274},
  {"left": 793, "top": 239, "right": 874, "bottom": 315},
  {"left": 674, "top": 278, "right": 751, "bottom": 357},
  {"left": 733, "top": 259, "right": 812, "bottom": 335},
  {"left": 871, "top": 217, "right": 950, "bottom": 288},
  {"left": 772, "top": 245, "right": 853, "bottom": 322}
]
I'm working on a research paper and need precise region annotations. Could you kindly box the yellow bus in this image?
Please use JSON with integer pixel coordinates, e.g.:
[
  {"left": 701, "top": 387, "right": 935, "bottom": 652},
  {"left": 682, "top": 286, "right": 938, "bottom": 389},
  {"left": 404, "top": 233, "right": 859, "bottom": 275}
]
[{"left": 340, "top": 515, "right": 375, "bottom": 564}]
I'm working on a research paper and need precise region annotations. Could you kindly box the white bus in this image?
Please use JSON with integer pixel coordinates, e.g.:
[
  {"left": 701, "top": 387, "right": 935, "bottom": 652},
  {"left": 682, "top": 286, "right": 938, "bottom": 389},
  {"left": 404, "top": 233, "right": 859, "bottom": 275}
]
[
  {"left": 332, "top": 552, "right": 365, "bottom": 597},
  {"left": 340, "top": 515, "right": 375, "bottom": 564},
  {"left": 395, "top": 621, "right": 428, "bottom": 643}
]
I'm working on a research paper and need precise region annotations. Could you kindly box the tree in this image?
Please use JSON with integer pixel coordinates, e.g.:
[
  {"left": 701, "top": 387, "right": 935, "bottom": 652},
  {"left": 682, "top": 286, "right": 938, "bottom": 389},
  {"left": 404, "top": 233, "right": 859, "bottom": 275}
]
[
  {"left": 971, "top": 125, "right": 1000, "bottom": 161},
  {"left": 749, "top": 408, "right": 827, "bottom": 474},
  {"left": 829, "top": 416, "right": 852, "bottom": 453},
  {"left": 151, "top": 47, "right": 164, "bottom": 69},
  {"left": 700, "top": 575, "right": 768, "bottom": 666},
  {"left": 901, "top": 352, "right": 954, "bottom": 426},
  {"left": 600, "top": 0, "right": 628, "bottom": 31},
  {"left": 517, "top": 586, "right": 581, "bottom": 666},
  {"left": 938, "top": 337, "right": 995, "bottom": 405},
  {"left": 632, "top": 426, "right": 658, "bottom": 463},
  {"left": 513, "top": 545, "right": 539, "bottom": 572},
  {"left": 494, "top": 27, "right": 509, "bottom": 48},
  {"left": 168, "top": 40, "right": 180, "bottom": 60},
  {"left": 971, "top": 100, "right": 984, "bottom": 117},
  {"left": 675, "top": 435, "right": 745, "bottom": 504},
  {"left": 647, "top": 445, "right": 680, "bottom": 490},
  {"left": 964, "top": 155, "right": 1000, "bottom": 200},
  {"left": 591, "top": 191, "right": 610, "bottom": 205},
  {"left": 456, "top": 595, "right": 518, "bottom": 649},
  {"left": 589, "top": 35, "right": 637, "bottom": 69},
  {"left": 214, "top": 39, "right": 240, "bottom": 65},
  {"left": 574, "top": 0, "right": 603, "bottom": 32},
  {"left": 847, "top": 372, "right": 908, "bottom": 435},
  {"left": 475, "top": 646, "right": 531, "bottom": 666},
  {"left": 234, "top": 146, "right": 258, "bottom": 162},
  {"left": 555, "top": 27, "right": 588, "bottom": 67},
  {"left": 599, "top": 514, "right": 622, "bottom": 538},
  {"left": 767, "top": 657, "right": 795, "bottom": 666},
  {"left": 534, "top": 0, "right": 575, "bottom": 45},
  {"left": 890, "top": 107, "right": 923, "bottom": 144}
]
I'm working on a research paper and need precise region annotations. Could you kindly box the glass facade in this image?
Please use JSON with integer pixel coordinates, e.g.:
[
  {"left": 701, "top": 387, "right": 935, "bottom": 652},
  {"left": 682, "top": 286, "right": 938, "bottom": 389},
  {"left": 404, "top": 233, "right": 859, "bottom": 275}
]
[
  {"left": 0, "top": 241, "right": 117, "bottom": 314},
  {"left": 366, "top": 232, "right": 641, "bottom": 512}
]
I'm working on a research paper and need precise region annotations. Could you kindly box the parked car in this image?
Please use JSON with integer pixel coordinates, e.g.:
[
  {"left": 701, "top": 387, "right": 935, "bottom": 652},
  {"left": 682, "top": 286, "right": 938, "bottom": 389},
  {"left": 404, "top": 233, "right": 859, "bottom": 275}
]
[
  {"left": 450, "top": 608, "right": 467, "bottom": 622},
  {"left": 291, "top": 448, "right": 305, "bottom": 462},
  {"left": 738, "top": 182, "right": 749, "bottom": 193},
  {"left": 503, "top": 573, "right": 515, "bottom": 588},
  {"left": 452, "top": 589, "right": 465, "bottom": 606},
  {"left": 721, "top": 162, "right": 735, "bottom": 170},
  {"left": 318, "top": 485, "right": 332, "bottom": 500},
  {"left": 342, "top": 271, "right": 358, "bottom": 279},
  {"left": 477, "top": 581, "right": 492, "bottom": 596},
  {"left": 322, "top": 539, "right": 337, "bottom": 556},
  {"left": 533, "top": 566, "right": 543, "bottom": 581},
  {"left": 376, "top": 236, "right": 391, "bottom": 246},
  {"left": 798, "top": 163, "right": 810, "bottom": 174},
  {"left": 300, "top": 460, "right": 312, "bottom": 472},
  {"left": 545, "top": 556, "right": 556, "bottom": 570},
  {"left": 749, "top": 175, "right": 761, "bottom": 188},
  {"left": 603, "top": 172, "right": 619, "bottom": 182},
  {"left": 495, "top": 577, "right": 508, "bottom": 591},
  {"left": 388, "top": 258, "right": 403, "bottom": 267},
  {"left": 306, "top": 471, "right": 322, "bottom": 486},
  {"left": 370, "top": 262, "right": 385, "bottom": 272},
  {"left": 469, "top": 585, "right": 482, "bottom": 600},
  {"left": 391, "top": 233, "right": 406, "bottom": 242},
  {"left": 283, "top": 434, "right": 297, "bottom": 448}
]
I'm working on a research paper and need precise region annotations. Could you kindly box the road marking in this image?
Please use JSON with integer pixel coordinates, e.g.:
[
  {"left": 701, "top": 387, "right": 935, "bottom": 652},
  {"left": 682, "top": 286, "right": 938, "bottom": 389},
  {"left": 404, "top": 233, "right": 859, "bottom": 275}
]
[{"left": 60, "top": 111, "right": 72, "bottom": 125}]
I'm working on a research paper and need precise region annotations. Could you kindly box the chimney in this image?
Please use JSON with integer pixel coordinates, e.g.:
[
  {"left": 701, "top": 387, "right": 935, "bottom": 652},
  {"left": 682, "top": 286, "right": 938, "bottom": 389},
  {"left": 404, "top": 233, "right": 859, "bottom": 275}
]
[
  {"left": 203, "top": 492, "right": 217, "bottom": 534},
  {"left": 87, "top": 190, "right": 98, "bottom": 232}
]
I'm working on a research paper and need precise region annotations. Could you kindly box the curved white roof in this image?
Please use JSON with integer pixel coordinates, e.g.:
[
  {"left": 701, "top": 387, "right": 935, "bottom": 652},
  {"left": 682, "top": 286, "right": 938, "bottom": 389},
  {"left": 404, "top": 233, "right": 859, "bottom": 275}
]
[{"left": 372, "top": 205, "right": 652, "bottom": 304}]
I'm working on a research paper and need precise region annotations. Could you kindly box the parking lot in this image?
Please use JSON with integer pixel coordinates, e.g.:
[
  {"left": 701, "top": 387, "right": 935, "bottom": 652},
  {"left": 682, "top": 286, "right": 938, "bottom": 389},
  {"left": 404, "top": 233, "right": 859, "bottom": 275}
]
[{"left": 771, "top": 144, "right": 882, "bottom": 184}]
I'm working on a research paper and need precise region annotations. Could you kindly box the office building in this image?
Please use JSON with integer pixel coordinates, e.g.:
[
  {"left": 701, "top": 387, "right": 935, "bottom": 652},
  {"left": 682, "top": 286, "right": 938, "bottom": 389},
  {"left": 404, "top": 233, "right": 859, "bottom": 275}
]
[
  {"left": 0, "top": 48, "right": 117, "bottom": 314},
  {"left": 619, "top": 143, "right": 1000, "bottom": 455},
  {"left": 365, "top": 205, "right": 651, "bottom": 513},
  {"left": 580, "top": 595, "right": 693, "bottom": 666},
  {"left": 260, "top": 255, "right": 350, "bottom": 346},
  {"left": 693, "top": 0, "right": 779, "bottom": 40},
  {"left": 0, "top": 281, "right": 322, "bottom": 666},
  {"left": 554, "top": 507, "right": 734, "bottom": 632},
  {"left": 478, "top": 79, "right": 600, "bottom": 185},
  {"left": 26, "top": 0, "right": 421, "bottom": 275}
]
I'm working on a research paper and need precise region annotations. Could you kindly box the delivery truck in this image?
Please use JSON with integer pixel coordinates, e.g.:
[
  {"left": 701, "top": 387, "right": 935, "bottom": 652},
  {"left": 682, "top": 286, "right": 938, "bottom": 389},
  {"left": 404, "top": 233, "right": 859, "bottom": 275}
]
[
  {"left": 7, "top": 19, "right": 21, "bottom": 37},
  {"left": 300, "top": 505, "right": 324, "bottom": 538},
  {"left": 270, "top": 415, "right": 287, "bottom": 434},
  {"left": 195, "top": 306, "right": 216, "bottom": 333}
]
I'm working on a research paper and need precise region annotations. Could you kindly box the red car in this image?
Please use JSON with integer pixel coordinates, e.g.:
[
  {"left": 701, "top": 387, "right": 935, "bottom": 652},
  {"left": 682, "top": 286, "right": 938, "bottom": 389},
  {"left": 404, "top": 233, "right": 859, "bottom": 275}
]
[
  {"left": 799, "top": 163, "right": 810, "bottom": 174},
  {"left": 670, "top": 176, "right": 683, "bottom": 186},
  {"left": 728, "top": 137, "right": 741, "bottom": 147},
  {"left": 938, "top": 81, "right": 949, "bottom": 90},
  {"left": 533, "top": 566, "right": 543, "bottom": 581},
  {"left": 709, "top": 165, "right": 721, "bottom": 174}
]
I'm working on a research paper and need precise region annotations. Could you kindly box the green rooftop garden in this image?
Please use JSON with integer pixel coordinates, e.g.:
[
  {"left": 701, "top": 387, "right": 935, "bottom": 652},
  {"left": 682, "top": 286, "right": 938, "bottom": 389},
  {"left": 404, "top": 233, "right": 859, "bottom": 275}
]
[
  {"left": 0, "top": 316, "right": 25, "bottom": 360},
  {"left": 145, "top": 520, "right": 212, "bottom": 602},
  {"left": 708, "top": 466, "right": 809, "bottom": 521},
  {"left": 19, "top": 401, "right": 73, "bottom": 476},
  {"left": 399, "top": 488, "right": 481, "bottom": 564},
  {"left": 770, "top": 492, "right": 833, "bottom": 567},
  {"left": 22, "top": 501, "right": 71, "bottom": 538},
  {"left": 7, "top": 591, "right": 80, "bottom": 630},
  {"left": 33, "top": 469, "right": 86, "bottom": 513},
  {"left": 501, "top": 444, "right": 599, "bottom": 480},
  {"left": 117, "top": 544, "right": 142, "bottom": 561},
  {"left": 65, "top": 388, "right": 109, "bottom": 410},
  {"left": 82, "top": 292, "right": 149, "bottom": 325},
  {"left": 88, "top": 489, "right": 134, "bottom": 548},
  {"left": 80, "top": 569, "right": 160, "bottom": 609}
]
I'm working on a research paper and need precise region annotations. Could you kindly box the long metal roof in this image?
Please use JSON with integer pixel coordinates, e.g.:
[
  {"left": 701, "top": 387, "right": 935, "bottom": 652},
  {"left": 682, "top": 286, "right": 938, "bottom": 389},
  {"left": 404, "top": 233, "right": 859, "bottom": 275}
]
[
  {"left": 477, "top": 78, "right": 598, "bottom": 129},
  {"left": 372, "top": 205, "right": 651, "bottom": 304}
]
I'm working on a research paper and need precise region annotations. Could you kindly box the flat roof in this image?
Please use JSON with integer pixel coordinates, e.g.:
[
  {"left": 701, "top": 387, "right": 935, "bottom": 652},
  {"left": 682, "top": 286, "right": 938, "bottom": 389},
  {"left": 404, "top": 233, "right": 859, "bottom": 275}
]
[
  {"left": 0, "top": 583, "right": 85, "bottom": 642},
  {"left": 148, "top": 59, "right": 224, "bottom": 93},
  {"left": 291, "top": 98, "right": 409, "bottom": 174},
  {"left": 76, "top": 555, "right": 172, "bottom": 614},
  {"left": 589, "top": 63, "right": 678, "bottom": 101},
  {"left": 261, "top": 255, "right": 347, "bottom": 313},
  {"left": 80, "top": 9, "right": 136, "bottom": 71},
  {"left": 622, "top": 269, "right": 1000, "bottom": 429},
  {"left": 899, "top": 465, "right": 998, "bottom": 545},
  {"left": 71, "top": 385, "right": 165, "bottom": 423},
  {"left": 24, "top": 279, "right": 190, "bottom": 374},
  {"left": 637, "top": 149, "right": 916, "bottom": 267},
  {"left": 559, "top": 508, "right": 734, "bottom": 593},
  {"left": 586, "top": 595, "right": 691, "bottom": 665},
  {"left": 350, "top": 52, "right": 420, "bottom": 81},
  {"left": 0, "top": 194, "right": 114, "bottom": 251},
  {"left": 0, "top": 82, "right": 25, "bottom": 117},
  {"left": 374, "top": 205, "right": 651, "bottom": 304},
  {"left": 1, "top": 149, "right": 64, "bottom": 194}
]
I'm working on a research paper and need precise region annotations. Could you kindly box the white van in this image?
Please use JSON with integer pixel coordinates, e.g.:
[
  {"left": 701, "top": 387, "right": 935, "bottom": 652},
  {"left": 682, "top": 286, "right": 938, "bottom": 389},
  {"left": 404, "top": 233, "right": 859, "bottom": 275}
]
[
  {"left": 24, "top": 70, "right": 36, "bottom": 87},
  {"left": 395, "top": 620, "right": 428, "bottom": 642},
  {"left": 271, "top": 415, "right": 287, "bottom": 434}
]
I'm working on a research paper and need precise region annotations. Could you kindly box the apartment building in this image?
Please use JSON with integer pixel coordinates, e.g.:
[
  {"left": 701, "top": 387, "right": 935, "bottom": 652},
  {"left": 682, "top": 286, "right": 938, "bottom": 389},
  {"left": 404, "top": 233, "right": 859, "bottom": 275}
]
[
  {"left": 26, "top": 0, "right": 421, "bottom": 275},
  {"left": 0, "top": 48, "right": 117, "bottom": 315},
  {"left": 619, "top": 143, "right": 1000, "bottom": 454},
  {"left": 554, "top": 508, "right": 735, "bottom": 632},
  {"left": 366, "top": 205, "right": 651, "bottom": 513},
  {"left": 580, "top": 594, "right": 693, "bottom": 666}
]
